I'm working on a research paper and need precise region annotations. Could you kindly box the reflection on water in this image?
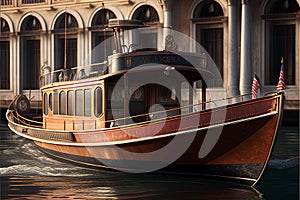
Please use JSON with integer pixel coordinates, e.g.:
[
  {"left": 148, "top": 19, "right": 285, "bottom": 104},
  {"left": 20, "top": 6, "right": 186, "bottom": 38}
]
[
  {"left": 0, "top": 124, "right": 298, "bottom": 199},
  {"left": 1, "top": 175, "right": 262, "bottom": 200}
]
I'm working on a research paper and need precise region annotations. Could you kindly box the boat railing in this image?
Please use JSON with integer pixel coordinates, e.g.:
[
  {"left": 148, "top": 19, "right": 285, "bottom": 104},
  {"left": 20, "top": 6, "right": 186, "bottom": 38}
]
[
  {"left": 41, "top": 93, "right": 253, "bottom": 130},
  {"left": 10, "top": 92, "right": 254, "bottom": 131},
  {"left": 40, "top": 62, "right": 108, "bottom": 87},
  {"left": 9, "top": 110, "right": 43, "bottom": 128},
  {"left": 106, "top": 93, "right": 253, "bottom": 127}
]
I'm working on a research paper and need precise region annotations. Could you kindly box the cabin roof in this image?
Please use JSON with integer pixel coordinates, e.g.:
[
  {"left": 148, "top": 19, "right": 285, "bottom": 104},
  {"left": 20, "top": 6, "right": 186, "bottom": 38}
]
[
  {"left": 41, "top": 50, "right": 213, "bottom": 91},
  {"left": 108, "top": 19, "right": 147, "bottom": 29}
]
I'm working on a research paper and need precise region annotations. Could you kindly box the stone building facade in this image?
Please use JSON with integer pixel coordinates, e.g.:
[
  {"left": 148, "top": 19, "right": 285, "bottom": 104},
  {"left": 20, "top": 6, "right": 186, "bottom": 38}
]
[{"left": 0, "top": 0, "right": 299, "bottom": 111}]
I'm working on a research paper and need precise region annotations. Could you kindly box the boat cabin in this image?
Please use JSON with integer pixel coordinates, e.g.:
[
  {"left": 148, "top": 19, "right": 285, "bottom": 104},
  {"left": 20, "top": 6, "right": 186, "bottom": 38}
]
[{"left": 41, "top": 19, "right": 210, "bottom": 131}]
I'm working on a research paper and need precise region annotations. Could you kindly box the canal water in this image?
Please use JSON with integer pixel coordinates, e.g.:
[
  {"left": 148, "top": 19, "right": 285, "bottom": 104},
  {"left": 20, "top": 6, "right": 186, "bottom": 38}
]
[{"left": 0, "top": 122, "right": 298, "bottom": 199}]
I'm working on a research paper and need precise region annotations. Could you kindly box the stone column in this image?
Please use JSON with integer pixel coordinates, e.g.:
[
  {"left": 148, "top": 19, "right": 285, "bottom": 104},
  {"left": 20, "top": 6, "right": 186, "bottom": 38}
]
[
  {"left": 227, "top": 0, "right": 239, "bottom": 96},
  {"left": 239, "top": 0, "right": 252, "bottom": 96},
  {"left": 162, "top": 0, "right": 173, "bottom": 50},
  {"left": 163, "top": 0, "right": 172, "bottom": 28}
]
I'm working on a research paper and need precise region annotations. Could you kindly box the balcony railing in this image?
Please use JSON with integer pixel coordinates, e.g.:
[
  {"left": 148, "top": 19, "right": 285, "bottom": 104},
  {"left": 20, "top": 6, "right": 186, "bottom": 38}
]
[
  {"left": 0, "top": 0, "right": 130, "bottom": 7},
  {"left": 21, "top": 0, "right": 45, "bottom": 4},
  {"left": 1, "top": 0, "right": 12, "bottom": 6},
  {"left": 40, "top": 62, "right": 108, "bottom": 87}
]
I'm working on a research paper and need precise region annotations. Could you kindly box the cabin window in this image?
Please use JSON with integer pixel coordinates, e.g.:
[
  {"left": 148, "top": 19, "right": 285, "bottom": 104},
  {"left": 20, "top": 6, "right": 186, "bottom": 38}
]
[
  {"left": 75, "top": 90, "right": 83, "bottom": 116},
  {"left": 59, "top": 91, "right": 67, "bottom": 115},
  {"left": 84, "top": 89, "right": 91, "bottom": 117},
  {"left": 94, "top": 87, "right": 103, "bottom": 117},
  {"left": 44, "top": 93, "right": 48, "bottom": 115},
  {"left": 49, "top": 93, "right": 52, "bottom": 111},
  {"left": 53, "top": 91, "right": 58, "bottom": 114},
  {"left": 68, "top": 90, "right": 75, "bottom": 116}
]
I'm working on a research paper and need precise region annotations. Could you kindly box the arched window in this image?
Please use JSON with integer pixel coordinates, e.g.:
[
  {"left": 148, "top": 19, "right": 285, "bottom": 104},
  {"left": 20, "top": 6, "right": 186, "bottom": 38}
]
[
  {"left": 132, "top": 5, "right": 160, "bottom": 50},
  {"left": 20, "top": 16, "right": 42, "bottom": 90},
  {"left": 192, "top": 1, "right": 224, "bottom": 87},
  {"left": 20, "top": 16, "right": 42, "bottom": 31},
  {"left": 91, "top": 9, "right": 116, "bottom": 27},
  {"left": 54, "top": 13, "right": 78, "bottom": 70},
  {"left": 132, "top": 5, "right": 160, "bottom": 25},
  {"left": 94, "top": 87, "right": 103, "bottom": 117},
  {"left": 264, "top": 0, "right": 300, "bottom": 86},
  {"left": 90, "top": 9, "right": 116, "bottom": 63},
  {"left": 0, "top": 18, "right": 10, "bottom": 89}
]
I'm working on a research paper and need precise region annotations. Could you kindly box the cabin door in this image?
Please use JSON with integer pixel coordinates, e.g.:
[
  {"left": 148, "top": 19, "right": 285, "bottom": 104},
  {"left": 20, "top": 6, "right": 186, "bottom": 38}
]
[{"left": 143, "top": 84, "right": 180, "bottom": 119}]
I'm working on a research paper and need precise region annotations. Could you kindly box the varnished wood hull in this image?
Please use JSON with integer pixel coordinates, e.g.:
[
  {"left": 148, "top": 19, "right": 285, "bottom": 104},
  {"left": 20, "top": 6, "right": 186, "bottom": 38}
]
[{"left": 6, "top": 93, "right": 284, "bottom": 185}]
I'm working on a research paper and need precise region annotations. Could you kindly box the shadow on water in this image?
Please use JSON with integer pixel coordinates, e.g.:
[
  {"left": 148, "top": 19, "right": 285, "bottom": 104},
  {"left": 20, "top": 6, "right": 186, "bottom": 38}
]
[{"left": 0, "top": 123, "right": 298, "bottom": 199}]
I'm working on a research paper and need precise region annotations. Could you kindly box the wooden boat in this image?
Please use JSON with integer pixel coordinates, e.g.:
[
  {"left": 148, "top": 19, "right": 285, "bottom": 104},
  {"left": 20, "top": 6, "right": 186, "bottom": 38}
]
[{"left": 6, "top": 20, "right": 284, "bottom": 186}]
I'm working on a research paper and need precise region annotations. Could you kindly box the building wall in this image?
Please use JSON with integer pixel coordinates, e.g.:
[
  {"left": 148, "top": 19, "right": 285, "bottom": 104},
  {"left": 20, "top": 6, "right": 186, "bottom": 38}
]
[{"left": 0, "top": 0, "right": 299, "bottom": 110}]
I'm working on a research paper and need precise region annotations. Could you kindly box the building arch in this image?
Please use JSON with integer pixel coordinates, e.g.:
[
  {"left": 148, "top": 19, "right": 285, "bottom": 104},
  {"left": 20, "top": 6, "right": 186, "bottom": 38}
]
[
  {"left": 0, "top": 14, "right": 15, "bottom": 33},
  {"left": 0, "top": 16, "right": 12, "bottom": 90},
  {"left": 89, "top": 6, "right": 124, "bottom": 27},
  {"left": 51, "top": 9, "right": 84, "bottom": 31},
  {"left": 89, "top": 8, "right": 118, "bottom": 63},
  {"left": 90, "top": 8, "right": 117, "bottom": 27},
  {"left": 129, "top": 1, "right": 163, "bottom": 24},
  {"left": 18, "top": 13, "right": 44, "bottom": 90},
  {"left": 51, "top": 10, "right": 83, "bottom": 73},
  {"left": 127, "top": 3, "right": 163, "bottom": 51},
  {"left": 18, "top": 12, "right": 47, "bottom": 32},
  {"left": 189, "top": 0, "right": 228, "bottom": 20},
  {"left": 190, "top": 0, "right": 226, "bottom": 87},
  {"left": 260, "top": 0, "right": 300, "bottom": 14}
]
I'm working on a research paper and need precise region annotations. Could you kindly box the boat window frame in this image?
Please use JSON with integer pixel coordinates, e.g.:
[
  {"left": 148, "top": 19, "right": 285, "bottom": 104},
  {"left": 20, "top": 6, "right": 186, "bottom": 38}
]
[
  {"left": 49, "top": 92, "right": 53, "bottom": 111},
  {"left": 43, "top": 92, "right": 48, "bottom": 116},
  {"left": 75, "top": 89, "right": 84, "bottom": 116},
  {"left": 94, "top": 87, "right": 104, "bottom": 118},
  {"left": 59, "top": 90, "right": 67, "bottom": 115},
  {"left": 67, "top": 90, "right": 75, "bottom": 116},
  {"left": 53, "top": 91, "right": 59, "bottom": 115},
  {"left": 84, "top": 89, "right": 92, "bottom": 117}
]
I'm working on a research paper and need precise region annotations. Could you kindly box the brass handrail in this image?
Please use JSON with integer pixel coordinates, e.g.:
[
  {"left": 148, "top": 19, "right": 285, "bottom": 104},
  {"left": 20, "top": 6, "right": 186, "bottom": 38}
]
[{"left": 9, "top": 93, "right": 254, "bottom": 129}]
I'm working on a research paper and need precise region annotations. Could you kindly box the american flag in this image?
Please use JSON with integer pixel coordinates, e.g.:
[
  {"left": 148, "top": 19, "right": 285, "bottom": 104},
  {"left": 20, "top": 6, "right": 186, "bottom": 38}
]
[
  {"left": 276, "top": 59, "right": 286, "bottom": 90},
  {"left": 252, "top": 74, "right": 261, "bottom": 99}
]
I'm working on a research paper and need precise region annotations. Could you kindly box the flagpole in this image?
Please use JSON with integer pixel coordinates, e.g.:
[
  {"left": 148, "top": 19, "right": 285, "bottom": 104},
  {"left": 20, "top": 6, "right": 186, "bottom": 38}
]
[{"left": 276, "top": 57, "right": 285, "bottom": 90}]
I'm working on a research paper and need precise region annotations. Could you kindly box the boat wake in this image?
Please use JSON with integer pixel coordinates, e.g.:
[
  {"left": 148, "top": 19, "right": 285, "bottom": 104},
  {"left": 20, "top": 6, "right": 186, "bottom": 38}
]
[
  {"left": 0, "top": 164, "right": 93, "bottom": 177},
  {"left": 268, "top": 157, "right": 299, "bottom": 170},
  {"left": 1, "top": 139, "right": 95, "bottom": 177}
]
